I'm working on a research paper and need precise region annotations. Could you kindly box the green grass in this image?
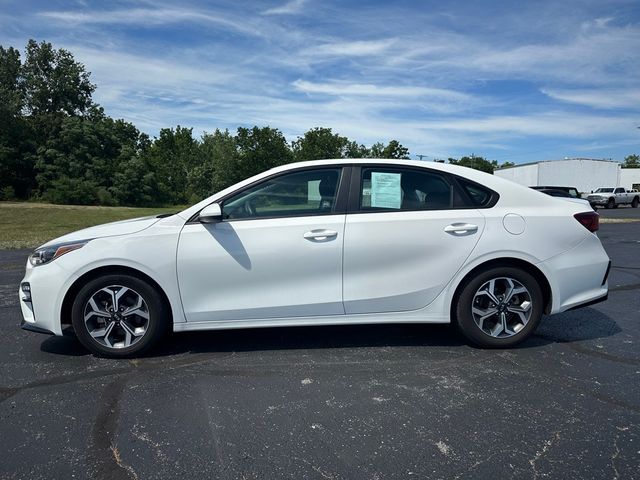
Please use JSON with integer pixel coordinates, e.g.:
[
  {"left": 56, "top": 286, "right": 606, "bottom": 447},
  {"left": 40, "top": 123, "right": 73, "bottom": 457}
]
[{"left": 0, "top": 202, "right": 185, "bottom": 249}]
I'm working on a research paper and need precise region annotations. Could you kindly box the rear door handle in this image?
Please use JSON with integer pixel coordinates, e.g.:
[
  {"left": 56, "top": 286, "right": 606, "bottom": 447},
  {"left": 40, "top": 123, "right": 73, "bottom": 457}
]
[
  {"left": 304, "top": 229, "right": 338, "bottom": 241},
  {"left": 444, "top": 223, "right": 478, "bottom": 235}
]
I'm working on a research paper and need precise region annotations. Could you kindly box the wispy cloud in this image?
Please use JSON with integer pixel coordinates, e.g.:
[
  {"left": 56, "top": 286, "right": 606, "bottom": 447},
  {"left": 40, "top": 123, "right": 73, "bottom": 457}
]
[
  {"left": 38, "top": 7, "right": 263, "bottom": 37},
  {"left": 541, "top": 88, "right": 640, "bottom": 109},
  {"left": 305, "top": 38, "right": 396, "bottom": 57},
  {"left": 262, "top": 0, "right": 306, "bottom": 16},
  {"left": 292, "top": 80, "right": 471, "bottom": 100}
]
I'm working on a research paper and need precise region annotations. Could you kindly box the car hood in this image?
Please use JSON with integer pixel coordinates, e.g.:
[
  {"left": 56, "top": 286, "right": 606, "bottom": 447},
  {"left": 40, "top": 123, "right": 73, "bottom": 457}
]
[{"left": 38, "top": 215, "right": 163, "bottom": 249}]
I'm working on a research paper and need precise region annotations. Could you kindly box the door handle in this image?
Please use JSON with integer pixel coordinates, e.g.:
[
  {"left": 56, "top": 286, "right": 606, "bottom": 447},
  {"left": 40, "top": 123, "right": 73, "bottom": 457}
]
[
  {"left": 444, "top": 223, "right": 478, "bottom": 235},
  {"left": 304, "top": 229, "right": 338, "bottom": 241}
]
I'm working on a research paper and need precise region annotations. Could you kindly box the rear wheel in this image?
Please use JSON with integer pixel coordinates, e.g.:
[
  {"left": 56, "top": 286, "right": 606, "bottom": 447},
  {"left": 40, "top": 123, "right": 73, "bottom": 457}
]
[
  {"left": 71, "top": 274, "right": 169, "bottom": 357},
  {"left": 454, "top": 267, "right": 544, "bottom": 348},
  {"left": 632, "top": 197, "right": 639, "bottom": 208}
]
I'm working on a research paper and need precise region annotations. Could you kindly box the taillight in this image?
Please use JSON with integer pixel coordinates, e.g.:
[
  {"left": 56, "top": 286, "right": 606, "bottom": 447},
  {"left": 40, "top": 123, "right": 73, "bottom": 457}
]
[{"left": 574, "top": 211, "right": 599, "bottom": 232}]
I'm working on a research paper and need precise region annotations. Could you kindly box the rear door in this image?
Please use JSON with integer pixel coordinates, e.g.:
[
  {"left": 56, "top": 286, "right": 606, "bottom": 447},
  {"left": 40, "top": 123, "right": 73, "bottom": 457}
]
[{"left": 342, "top": 165, "right": 487, "bottom": 314}]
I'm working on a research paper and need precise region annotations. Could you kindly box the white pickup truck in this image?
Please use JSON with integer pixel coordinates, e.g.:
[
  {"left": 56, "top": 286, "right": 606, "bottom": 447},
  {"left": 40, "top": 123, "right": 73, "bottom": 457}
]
[{"left": 586, "top": 187, "right": 640, "bottom": 209}]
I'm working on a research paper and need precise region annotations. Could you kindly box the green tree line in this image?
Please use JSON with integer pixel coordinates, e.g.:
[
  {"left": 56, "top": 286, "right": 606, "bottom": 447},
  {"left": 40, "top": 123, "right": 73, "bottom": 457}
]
[{"left": 0, "top": 40, "right": 415, "bottom": 207}]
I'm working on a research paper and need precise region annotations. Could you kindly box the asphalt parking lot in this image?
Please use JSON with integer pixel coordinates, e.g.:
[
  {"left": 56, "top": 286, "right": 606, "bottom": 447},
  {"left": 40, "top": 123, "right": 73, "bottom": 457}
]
[
  {"left": 597, "top": 203, "right": 640, "bottom": 220},
  {"left": 0, "top": 223, "right": 638, "bottom": 480}
]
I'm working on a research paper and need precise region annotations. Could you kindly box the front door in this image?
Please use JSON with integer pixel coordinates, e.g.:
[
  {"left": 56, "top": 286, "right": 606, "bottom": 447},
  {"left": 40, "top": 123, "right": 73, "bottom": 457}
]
[{"left": 177, "top": 167, "right": 347, "bottom": 323}]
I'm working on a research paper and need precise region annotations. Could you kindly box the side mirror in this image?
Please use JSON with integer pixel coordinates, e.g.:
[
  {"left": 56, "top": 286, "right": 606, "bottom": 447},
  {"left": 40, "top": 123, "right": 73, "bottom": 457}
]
[{"left": 198, "top": 203, "right": 223, "bottom": 223}]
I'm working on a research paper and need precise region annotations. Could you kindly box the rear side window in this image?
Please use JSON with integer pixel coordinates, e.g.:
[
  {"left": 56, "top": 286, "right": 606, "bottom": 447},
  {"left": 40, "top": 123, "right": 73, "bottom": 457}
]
[
  {"left": 455, "top": 178, "right": 495, "bottom": 207},
  {"left": 360, "top": 167, "right": 453, "bottom": 211}
]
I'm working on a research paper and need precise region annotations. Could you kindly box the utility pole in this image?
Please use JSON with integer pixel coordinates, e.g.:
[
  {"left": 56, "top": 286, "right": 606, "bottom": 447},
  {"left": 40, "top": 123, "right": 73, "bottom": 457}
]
[{"left": 416, "top": 154, "right": 427, "bottom": 160}]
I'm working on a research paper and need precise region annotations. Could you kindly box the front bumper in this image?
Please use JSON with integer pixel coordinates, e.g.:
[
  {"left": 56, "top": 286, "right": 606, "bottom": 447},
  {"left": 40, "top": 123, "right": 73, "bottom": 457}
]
[
  {"left": 19, "top": 259, "right": 74, "bottom": 337},
  {"left": 587, "top": 197, "right": 608, "bottom": 206},
  {"left": 20, "top": 319, "right": 55, "bottom": 335}
]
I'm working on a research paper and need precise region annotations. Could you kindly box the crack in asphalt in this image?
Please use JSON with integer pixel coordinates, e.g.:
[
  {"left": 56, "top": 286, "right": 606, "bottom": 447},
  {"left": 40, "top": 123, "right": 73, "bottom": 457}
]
[{"left": 91, "top": 376, "right": 134, "bottom": 480}]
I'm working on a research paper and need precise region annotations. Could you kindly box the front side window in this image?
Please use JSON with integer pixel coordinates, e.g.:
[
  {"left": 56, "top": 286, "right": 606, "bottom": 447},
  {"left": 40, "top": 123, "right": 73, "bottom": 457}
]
[
  {"left": 360, "top": 167, "right": 453, "bottom": 211},
  {"left": 223, "top": 168, "right": 342, "bottom": 220}
]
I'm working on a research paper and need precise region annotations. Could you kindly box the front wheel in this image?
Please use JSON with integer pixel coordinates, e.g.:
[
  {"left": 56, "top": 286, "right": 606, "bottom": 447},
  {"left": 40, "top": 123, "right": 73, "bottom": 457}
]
[
  {"left": 606, "top": 198, "right": 615, "bottom": 209},
  {"left": 632, "top": 197, "right": 639, "bottom": 208},
  {"left": 454, "top": 267, "right": 544, "bottom": 348},
  {"left": 71, "top": 274, "right": 169, "bottom": 357}
]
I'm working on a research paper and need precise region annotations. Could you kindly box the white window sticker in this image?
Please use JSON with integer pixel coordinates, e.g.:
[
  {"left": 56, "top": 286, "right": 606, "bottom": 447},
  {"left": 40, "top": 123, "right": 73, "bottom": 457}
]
[
  {"left": 371, "top": 172, "right": 401, "bottom": 209},
  {"left": 308, "top": 180, "right": 321, "bottom": 202}
]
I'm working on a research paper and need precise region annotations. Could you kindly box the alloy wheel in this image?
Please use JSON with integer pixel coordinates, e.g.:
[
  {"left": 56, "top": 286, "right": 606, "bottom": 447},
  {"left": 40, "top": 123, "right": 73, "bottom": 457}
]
[
  {"left": 83, "top": 285, "right": 150, "bottom": 349},
  {"left": 471, "top": 277, "right": 533, "bottom": 338}
]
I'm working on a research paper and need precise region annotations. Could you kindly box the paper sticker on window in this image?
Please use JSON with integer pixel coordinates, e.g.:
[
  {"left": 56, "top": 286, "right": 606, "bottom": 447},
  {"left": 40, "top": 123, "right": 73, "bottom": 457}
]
[
  {"left": 308, "top": 180, "right": 321, "bottom": 202},
  {"left": 371, "top": 172, "right": 401, "bottom": 209}
]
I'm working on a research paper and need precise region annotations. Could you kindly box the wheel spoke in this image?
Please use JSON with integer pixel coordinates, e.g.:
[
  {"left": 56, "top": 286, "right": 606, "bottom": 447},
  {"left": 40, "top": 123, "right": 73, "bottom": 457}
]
[
  {"left": 91, "top": 321, "right": 115, "bottom": 347},
  {"left": 472, "top": 306, "right": 499, "bottom": 319},
  {"left": 85, "top": 298, "right": 110, "bottom": 321},
  {"left": 507, "top": 307, "right": 529, "bottom": 324},
  {"left": 121, "top": 320, "right": 145, "bottom": 338},
  {"left": 505, "top": 286, "right": 527, "bottom": 304},
  {"left": 122, "top": 295, "right": 149, "bottom": 320},
  {"left": 489, "top": 315, "right": 505, "bottom": 337},
  {"left": 114, "top": 287, "right": 130, "bottom": 310},
  {"left": 483, "top": 279, "right": 500, "bottom": 304}
]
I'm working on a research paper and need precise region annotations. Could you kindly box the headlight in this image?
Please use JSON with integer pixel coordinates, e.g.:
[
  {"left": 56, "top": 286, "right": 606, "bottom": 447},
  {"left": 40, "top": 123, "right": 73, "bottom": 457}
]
[{"left": 29, "top": 240, "right": 91, "bottom": 266}]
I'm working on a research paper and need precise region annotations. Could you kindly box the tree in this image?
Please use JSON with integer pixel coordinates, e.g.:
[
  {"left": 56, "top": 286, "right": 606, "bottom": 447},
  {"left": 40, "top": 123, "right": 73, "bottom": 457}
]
[
  {"left": 292, "top": 127, "right": 350, "bottom": 161},
  {"left": 193, "top": 129, "right": 237, "bottom": 198},
  {"left": 21, "top": 39, "right": 96, "bottom": 117},
  {"left": 234, "top": 126, "right": 293, "bottom": 183},
  {"left": 448, "top": 155, "right": 495, "bottom": 174},
  {"left": 141, "top": 126, "right": 200, "bottom": 205},
  {"left": 344, "top": 140, "right": 369, "bottom": 158},
  {"left": 0, "top": 46, "right": 30, "bottom": 199},
  {"left": 35, "top": 112, "right": 145, "bottom": 205},
  {"left": 622, "top": 154, "right": 639, "bottom": 168},
  {"left": 368, "top": 140, "right": 410, "bottom": 159}
]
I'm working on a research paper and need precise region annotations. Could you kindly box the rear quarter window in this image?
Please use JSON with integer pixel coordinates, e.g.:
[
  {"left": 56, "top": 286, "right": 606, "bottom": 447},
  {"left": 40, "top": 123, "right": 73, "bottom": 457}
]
[{"left": 455, "top": 178, "right": 497, "bottom": 208}]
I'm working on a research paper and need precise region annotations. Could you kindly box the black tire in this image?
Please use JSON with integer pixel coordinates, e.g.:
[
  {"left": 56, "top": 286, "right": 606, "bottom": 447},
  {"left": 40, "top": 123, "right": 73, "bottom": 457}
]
[
  {"left": 606, "top": 198, "right": 615, "bottom": 209},
  {"left": 454, "top": 266, "right": 544, "bottom": 348},
  {"left": 71, "top": 274, "right": 169, "bottom": 357},
  {"left": 632, "top": 197, "right": 639, "bottom": 208}
]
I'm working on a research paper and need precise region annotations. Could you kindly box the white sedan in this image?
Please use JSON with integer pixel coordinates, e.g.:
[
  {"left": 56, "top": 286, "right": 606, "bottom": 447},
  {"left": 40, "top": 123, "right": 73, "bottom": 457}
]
[{"left": 19, "top": 159, "right": 610, "bottom": 357}]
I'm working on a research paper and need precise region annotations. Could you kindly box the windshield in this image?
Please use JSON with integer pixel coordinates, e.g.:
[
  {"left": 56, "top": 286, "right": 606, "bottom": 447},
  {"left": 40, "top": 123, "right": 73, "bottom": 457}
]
[{"left": 594, "top": 188, "right": 613, "bottom": 193}]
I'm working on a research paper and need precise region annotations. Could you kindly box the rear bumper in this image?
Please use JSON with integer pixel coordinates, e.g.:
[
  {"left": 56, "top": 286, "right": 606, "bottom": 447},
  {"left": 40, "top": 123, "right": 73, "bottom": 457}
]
[
  {"left": 566, "top": 293, "right": 608, "bottom": 311},
  {"left": 538, "top": 235, "right": 610, "bottom": 314}
]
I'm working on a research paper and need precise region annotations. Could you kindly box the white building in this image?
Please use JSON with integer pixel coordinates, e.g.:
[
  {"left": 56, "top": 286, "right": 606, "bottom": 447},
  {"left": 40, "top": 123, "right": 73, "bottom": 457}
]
[{"left": 494, "top": 158, "right": 640, "bottom": 193}]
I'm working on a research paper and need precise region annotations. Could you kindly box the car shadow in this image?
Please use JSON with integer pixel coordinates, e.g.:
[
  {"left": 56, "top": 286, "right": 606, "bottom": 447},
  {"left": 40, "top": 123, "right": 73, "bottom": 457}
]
[
  {"left": 530, "top": 307, "right": 622, "bottom": 345},
  {"left": 39, "top": 307, "right": 621, "bottom": 357}
]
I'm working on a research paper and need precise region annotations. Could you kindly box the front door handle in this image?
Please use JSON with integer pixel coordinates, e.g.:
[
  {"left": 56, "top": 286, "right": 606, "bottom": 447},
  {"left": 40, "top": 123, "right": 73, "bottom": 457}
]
[
  {"left": 304, "top": 229, "right": 338, "bottom": 241},
  {"left": 444, "top": 223, "right": 478, "bottom": 235}
]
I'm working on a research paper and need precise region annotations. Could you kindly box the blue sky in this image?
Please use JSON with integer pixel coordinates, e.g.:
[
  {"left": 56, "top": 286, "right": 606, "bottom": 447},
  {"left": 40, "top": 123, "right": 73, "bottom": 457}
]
[{"left": 1, "top": 0, "right": 639, "bottom": 163}]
